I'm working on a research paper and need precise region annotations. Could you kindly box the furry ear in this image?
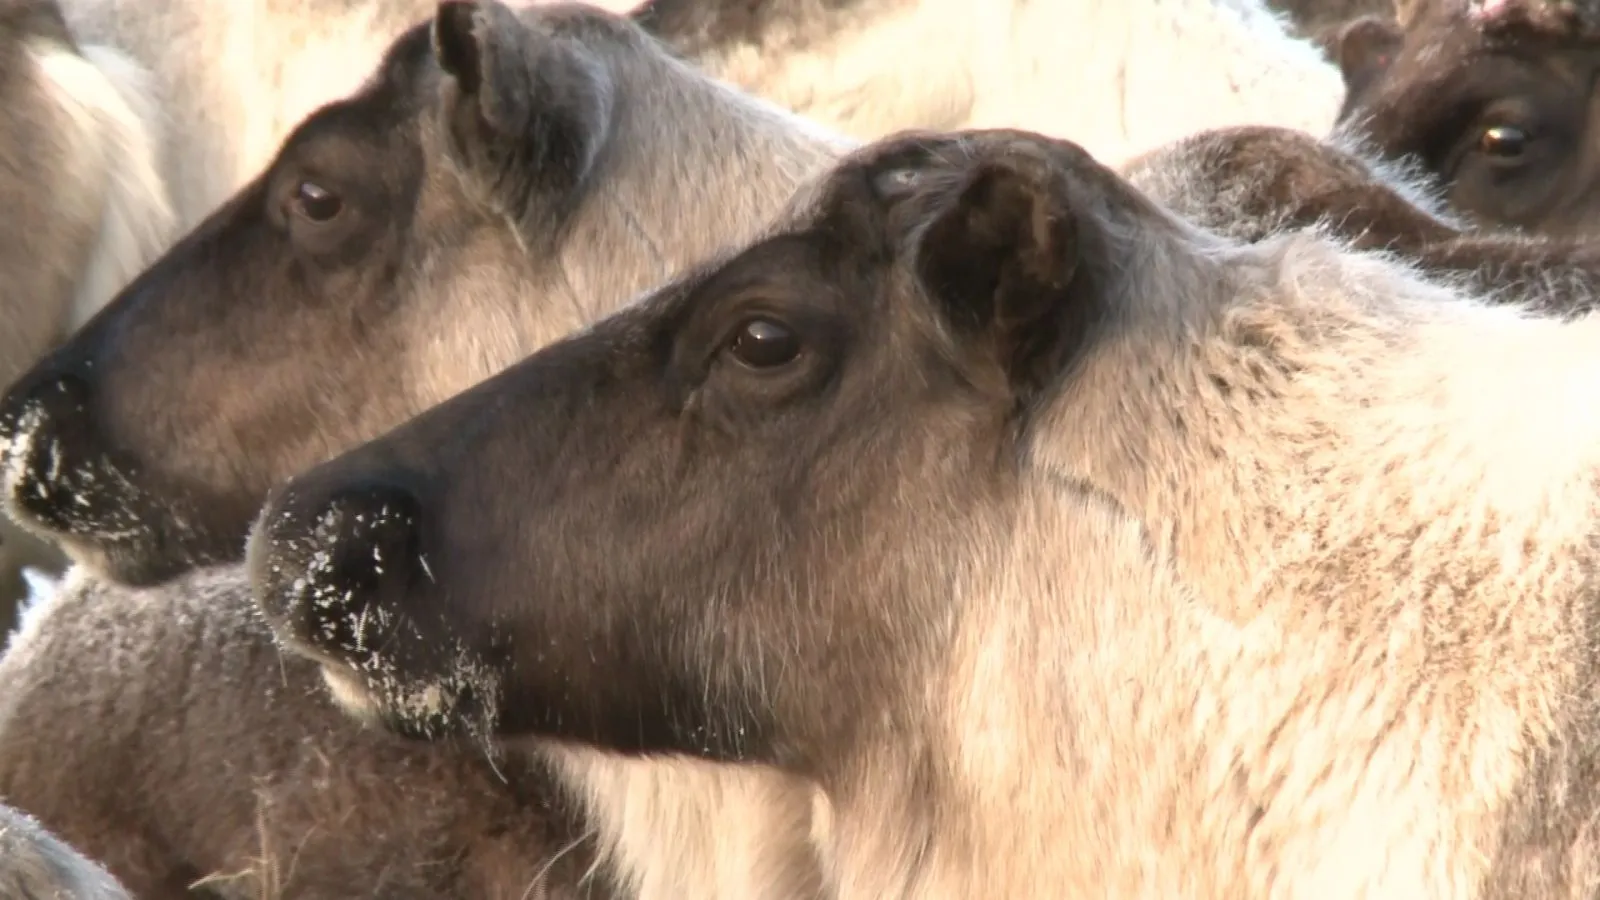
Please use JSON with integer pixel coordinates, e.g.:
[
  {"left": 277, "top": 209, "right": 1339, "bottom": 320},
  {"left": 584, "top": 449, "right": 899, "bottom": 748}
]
[
  {"left": 432, "top": 1, "right": 613, "bottom": 220},
  {"left": 1331, "top": 15, "right": 1402, "bottom": 97},
  {"left": 914, "top": 152, "right": 1097, "bottom": 393}
]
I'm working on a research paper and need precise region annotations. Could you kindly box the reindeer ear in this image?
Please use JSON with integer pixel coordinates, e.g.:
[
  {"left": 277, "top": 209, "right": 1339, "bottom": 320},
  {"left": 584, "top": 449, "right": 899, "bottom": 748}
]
[
  {"left": 1331, "top": 15, "right": 1402, "bottom": 97},
  {"left": 914, "top": 154, "right": 1098, "bottom": 392},
  {"left": 432, "top": 1, "right": 613, "bottom": 210}
]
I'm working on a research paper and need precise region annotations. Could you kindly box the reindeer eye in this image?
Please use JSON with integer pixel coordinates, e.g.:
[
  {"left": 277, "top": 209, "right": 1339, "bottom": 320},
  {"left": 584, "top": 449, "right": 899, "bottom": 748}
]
[
  {"left": 293, "top": 181, "right": 345, "bottom": 222},
  {"left": 728, "top": 318, "right": 801, "bottom": 369},
  {"left": 1477, "top": 124, "right": 1530, "bottom": 161}
]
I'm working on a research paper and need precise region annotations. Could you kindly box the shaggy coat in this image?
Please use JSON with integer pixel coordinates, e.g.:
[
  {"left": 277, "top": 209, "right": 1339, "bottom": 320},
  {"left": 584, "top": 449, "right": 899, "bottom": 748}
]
[
  {"left": 249, "top": 127, "right": 1600, "bottom": 898},
  {"left": 0, "top": 567, "right": 598, "bottom": 899}
]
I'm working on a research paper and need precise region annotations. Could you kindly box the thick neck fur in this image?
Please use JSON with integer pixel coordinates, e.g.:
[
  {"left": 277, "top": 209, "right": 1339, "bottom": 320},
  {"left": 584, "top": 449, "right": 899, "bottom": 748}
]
[
  {"left": 1034, "top": 232, "right": 1600, "bottom": 612},
  {"left": 820, "top": 229, "right": 1600, "bottom": 897},
  {"left": 546, "top": 747, "right": 827, "bottom": 899},
  {"left": 1028, "top": 232, "right": 1600, "bottom": 895},
  {"left": 820, "top": 479, "right": 1234, "bottom": 898}
]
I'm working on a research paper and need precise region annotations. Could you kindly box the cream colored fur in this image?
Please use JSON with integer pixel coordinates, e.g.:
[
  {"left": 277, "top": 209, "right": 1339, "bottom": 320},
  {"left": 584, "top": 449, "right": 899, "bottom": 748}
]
[
  {"left": 0, "top": 39, "right": 174, "bottom": 621},
  {"left": 57, "top": 0, "right": 435, "bottom": 230},
  {"left": 547, "top": 748, "right": 825, "bottom": 898},
  {"left": 2, "top": 39, "right": 170, "bottom": 376},
  {"left": 697, "top": 0, "right": 1345, "bottom": 164},
  {"left": 817, "top": 214, "right": 1600, "bottom": 896},
  {"left": 51, "top": 44, "right": 177, "bottom": 330}
]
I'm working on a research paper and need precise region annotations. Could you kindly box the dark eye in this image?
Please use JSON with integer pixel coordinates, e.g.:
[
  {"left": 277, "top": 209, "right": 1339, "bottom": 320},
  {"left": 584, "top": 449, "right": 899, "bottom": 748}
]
[
  {"left": 293, "top": 181, "right": 344, "bottom": 222},
  {"left": 1477, "top": 124, "right": 1530, "bottom": 162},
  {"left": 728, "top": 318, "right": 801, "bottom": 369}
]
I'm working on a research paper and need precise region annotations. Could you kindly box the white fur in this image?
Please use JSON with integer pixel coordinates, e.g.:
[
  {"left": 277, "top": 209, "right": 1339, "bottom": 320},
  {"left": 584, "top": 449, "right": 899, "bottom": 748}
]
[
  {"left": 703, "top": 0, "right": 1345, "bottom": 164},
  {"left": 52, "top": 44, "right": 178, "bottom": 330},
  {"left": 818, "top": 228, "right": 1600, "bottom": 896},
  {"left": 549, "top": 749, "right": 824, "bottom": 898},
  {"left": 0, "top": 41, "right": 175, "bottom": 616}
]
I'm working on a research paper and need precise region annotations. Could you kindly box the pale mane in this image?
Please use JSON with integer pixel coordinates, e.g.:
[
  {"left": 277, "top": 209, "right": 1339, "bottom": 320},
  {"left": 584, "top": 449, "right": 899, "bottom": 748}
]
[{"left": 823, "top": 221, "right": 1600, "bottom": 896}]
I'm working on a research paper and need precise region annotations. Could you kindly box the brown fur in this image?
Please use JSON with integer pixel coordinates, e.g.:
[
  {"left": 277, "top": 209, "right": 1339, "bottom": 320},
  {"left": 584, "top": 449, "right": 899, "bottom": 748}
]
[
  {"left": 0, "top": 801, "right": 131, "bottom": 900},
  {"left": 250, "top": 127, "right": 1600, "bottom": 897},
  {"left": 1464, "top": 0, "right": 1600, "bottom": 38},
  {"left": 0, "top": 566, "right": 603, "bottom": 899},
  {"left": 1333, "top": 0, "right": 1600, "bottom": 234},
  {"left": 0, "top": 3, "right": 842, "bottom": 897},
  {"left": 1125, "top": 124, "right": 1600, "bottom": 316}
]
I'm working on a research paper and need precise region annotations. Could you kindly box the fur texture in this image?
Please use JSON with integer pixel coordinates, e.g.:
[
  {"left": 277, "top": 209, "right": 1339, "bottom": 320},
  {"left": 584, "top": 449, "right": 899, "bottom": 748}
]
[
  {"left": 0, "top": 0, "right": 844, "bottom": 587},
  {"left": 0, "top": 4, "right": 844, "bottom": 898},
  {"left": 56, "top": 0, "right": 444, "bottom": 231},
  {"left": 0, "top": 566, "right": 603, "bottom": 899},
  {"left": 0, "top": 0, "right": 438, "bottom": 620},
  {"left": 0, "top": 0, "right": 481, "bottom": 613},
  {"left": 0, "top": 0, "right": 172, "bottom": 630},
  {"left": 636, "top": 0, "right": 1346, "bottom": 163},
  {"left": 1125, "top": 124, "right": 1600, "bottom": 316},
  {"left": 0, "top": 801, "right": 131, "bottom": 900},
  {"left": 250, "top": 127, "right": 1600, "bottom": 897}
]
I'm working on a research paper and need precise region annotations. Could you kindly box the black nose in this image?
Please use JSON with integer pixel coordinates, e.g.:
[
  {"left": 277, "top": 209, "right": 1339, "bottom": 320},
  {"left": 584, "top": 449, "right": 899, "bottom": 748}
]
[
  {"left": 249, "top": 478, "right": 425, "bottom": 655},
  {"left": 0, "top": 368, "right": 98, "bottom": 521}
]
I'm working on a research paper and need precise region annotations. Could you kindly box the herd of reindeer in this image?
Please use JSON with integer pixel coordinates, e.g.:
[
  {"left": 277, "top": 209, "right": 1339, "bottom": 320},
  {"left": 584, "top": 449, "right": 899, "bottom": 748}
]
[{"left": 9, "top": 0, "right": 1600, "bottom": 896}]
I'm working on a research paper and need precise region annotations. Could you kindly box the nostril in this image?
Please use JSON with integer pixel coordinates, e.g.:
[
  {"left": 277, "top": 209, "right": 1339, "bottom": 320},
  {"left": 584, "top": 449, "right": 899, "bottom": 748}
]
[
  {"left": 254, "top": 480, "right": 424, "bottom": 654},
  {"left": 315, "top": 482, "right": 423, "bottom": 593},
  {"left": 0, "top": 371, "right": 97, "bottom": 516}
]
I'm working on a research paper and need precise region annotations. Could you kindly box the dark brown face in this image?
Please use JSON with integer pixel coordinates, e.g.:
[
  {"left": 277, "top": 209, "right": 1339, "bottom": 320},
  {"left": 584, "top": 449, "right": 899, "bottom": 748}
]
[
  {"left": 247, "top": 128, "right": 1158, "bottom": 771},
  {"left": 0, "top": 1, "right": 619, "bottom": 585},
  {"left": 1334, "top": 5, "right": 1600, "bottom": 235}
]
